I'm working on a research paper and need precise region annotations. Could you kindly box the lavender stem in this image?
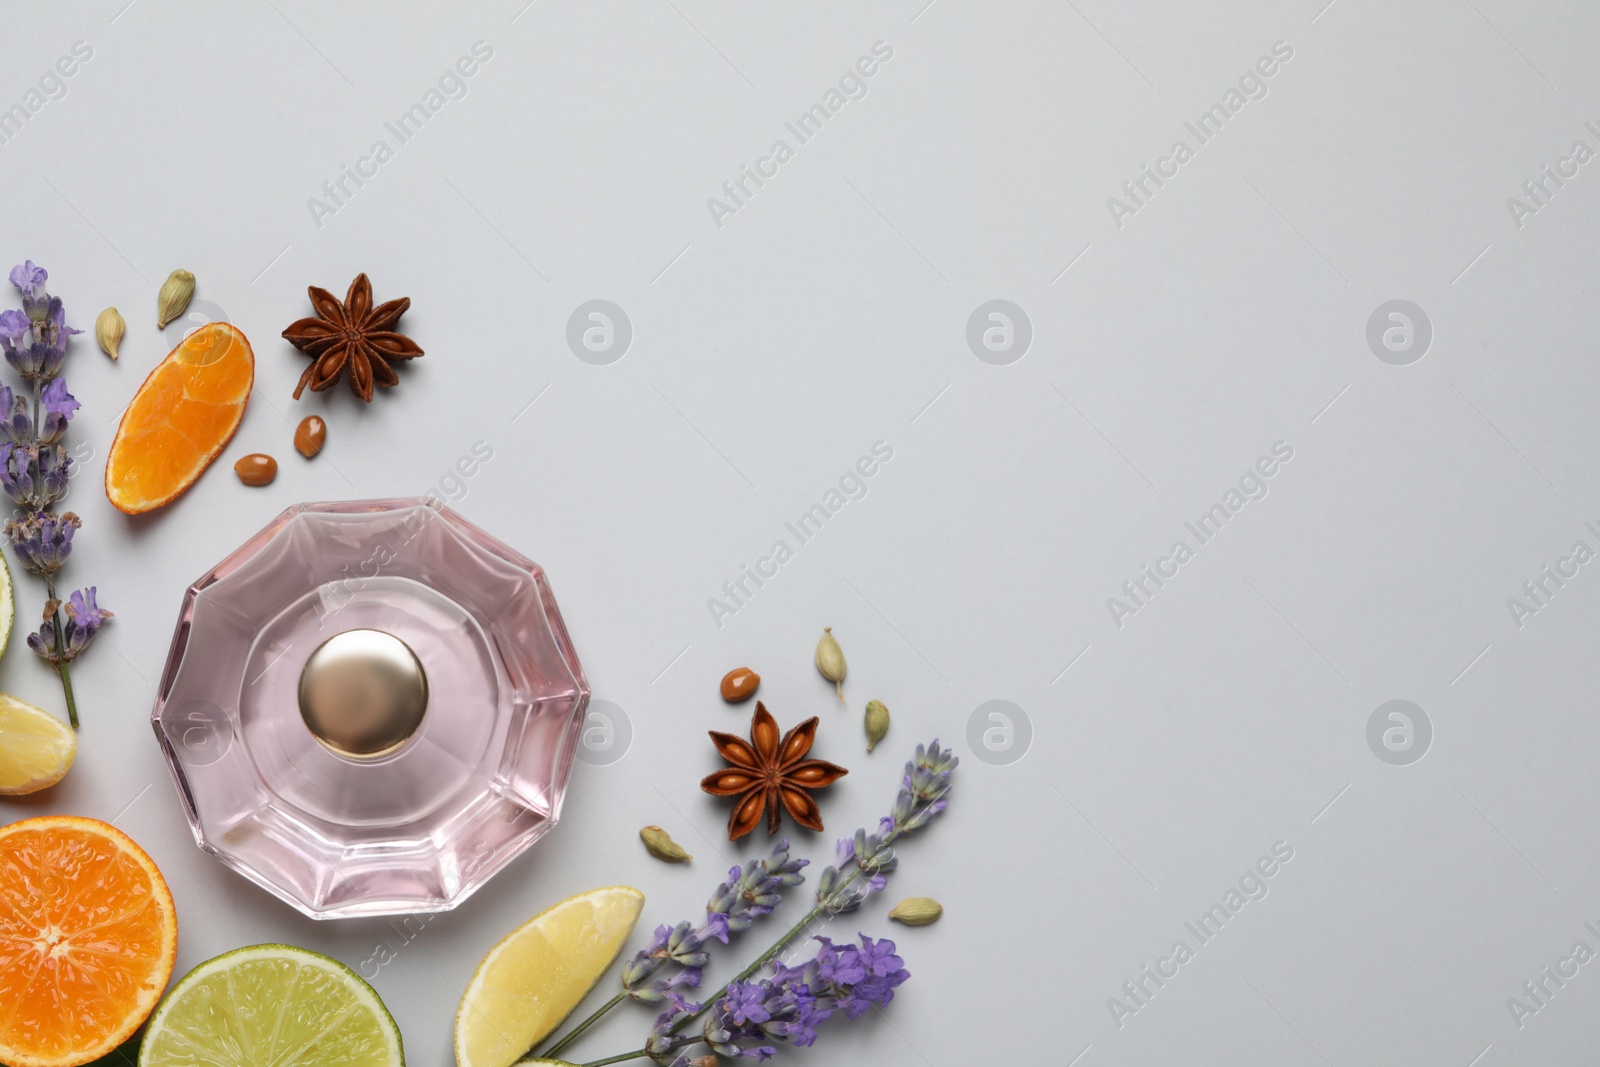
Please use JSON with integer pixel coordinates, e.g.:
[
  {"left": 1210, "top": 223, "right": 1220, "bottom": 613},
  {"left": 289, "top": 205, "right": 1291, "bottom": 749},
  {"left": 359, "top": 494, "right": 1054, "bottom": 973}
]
[
  {"left": 532, "top": 991, "right": 628, "bottom": 1062},
  {"left": 577, "top": 1049, "right": 652, "bottom": 1067},
  {"left": 44, "top": 572, "right": 76, "bottom": 728}
]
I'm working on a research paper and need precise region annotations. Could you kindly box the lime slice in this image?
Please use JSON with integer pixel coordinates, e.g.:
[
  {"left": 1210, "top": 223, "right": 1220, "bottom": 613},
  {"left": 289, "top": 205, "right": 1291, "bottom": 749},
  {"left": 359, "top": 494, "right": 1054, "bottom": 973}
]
[
  {"left": 0, "top": 547, "right": 14, "bottom": 658},
  {"left": 455, "top": 885, "right": 645, "bottom": 1067},
  {"left": 139, "top": 944, "right": 403, "bottom": 1067},
  {"left": 0, "top": 691, "right": 75, "bottom": 795}
]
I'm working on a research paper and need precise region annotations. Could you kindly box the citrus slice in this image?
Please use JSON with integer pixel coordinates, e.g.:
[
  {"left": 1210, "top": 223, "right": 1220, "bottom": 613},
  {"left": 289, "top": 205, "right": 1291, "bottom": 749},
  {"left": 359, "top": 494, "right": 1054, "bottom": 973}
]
[
  {"left": 0, "top": 547, "right": 14, "bottom": 658},
  {"left": 0, "top": 693, "right": 75, "bottom": 794},
  {"left": 455, "top": 885, "right": 646, "bottom": 1067},
  {"left": 104, "top": 322, "right": 254, "bottom": 514},
  {"left": 0, "top": 816, "right": 178, "bottom": 1067},
  {"left": 139, "top": 944, "right": 403, "bottom": 1067}
]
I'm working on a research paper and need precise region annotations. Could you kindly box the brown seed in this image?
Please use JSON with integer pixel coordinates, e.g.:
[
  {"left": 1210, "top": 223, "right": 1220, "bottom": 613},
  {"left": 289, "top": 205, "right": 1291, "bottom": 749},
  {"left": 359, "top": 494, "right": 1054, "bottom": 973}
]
[
  {"left": 720, "top": 667, "right": 760, "bottom": 703},
  {"left": 234, "top": 453, "right": 278, "bottom": 486},
  {"left": 294, "top": 415, "right": 327, "bottom": 458}
]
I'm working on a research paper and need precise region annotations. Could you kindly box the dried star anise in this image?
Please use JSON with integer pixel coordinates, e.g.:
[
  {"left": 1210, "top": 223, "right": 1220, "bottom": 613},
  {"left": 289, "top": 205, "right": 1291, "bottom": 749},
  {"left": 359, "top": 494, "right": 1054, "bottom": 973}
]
[
  {"left": 281, "top": 273, "right": 423, "bottom": 402},
  {"left": 701, "top": 702, "right": 848, "bottom": 840}
]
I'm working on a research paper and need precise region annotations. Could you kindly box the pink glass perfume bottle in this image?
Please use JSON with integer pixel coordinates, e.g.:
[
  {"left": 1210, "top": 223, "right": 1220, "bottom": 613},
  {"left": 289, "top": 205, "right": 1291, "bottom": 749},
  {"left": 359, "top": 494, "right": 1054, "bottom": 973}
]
[{"left": 153, "top": 498, "right": 589, "bottom": 919}]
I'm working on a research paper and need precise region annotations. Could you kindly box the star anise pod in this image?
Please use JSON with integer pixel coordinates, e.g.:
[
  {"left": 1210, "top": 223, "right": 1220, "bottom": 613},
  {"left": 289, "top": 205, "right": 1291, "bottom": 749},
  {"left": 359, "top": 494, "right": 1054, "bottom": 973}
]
[
  {"left": 701, "top": 702, "right": 848, "bottom": 840},
  {"left": 281, "top": 273, "right": 423, "bottom": 402}
]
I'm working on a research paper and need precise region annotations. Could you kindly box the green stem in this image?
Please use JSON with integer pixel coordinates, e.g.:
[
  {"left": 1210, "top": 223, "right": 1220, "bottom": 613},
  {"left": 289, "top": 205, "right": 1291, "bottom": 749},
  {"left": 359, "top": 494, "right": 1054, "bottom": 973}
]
[
  {"left": 576, "top": 1049, "right": 651, "bottom": 1067},
  {"left": 25, "top": 376, "right": 78, "bottom": 731},
  {"left": 672, "top": 899, "right": 828, "bottom": 1034},
  {"left": 675, "top": 821, "right": 911, "bottom": 1032},
  {"left": 44, "top": 571, "right": 76, "bottom": 730},
  {"left": 535, "top": 991, "right": 628, "bottom": 1061},
  {"left": 551, "top": 822, "right": 916, "bottom": 1060}
]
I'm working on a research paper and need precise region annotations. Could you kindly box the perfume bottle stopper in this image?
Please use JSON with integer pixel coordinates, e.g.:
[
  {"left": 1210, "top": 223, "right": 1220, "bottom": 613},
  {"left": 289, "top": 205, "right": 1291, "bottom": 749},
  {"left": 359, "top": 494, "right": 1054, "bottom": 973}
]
[{"left": 298, "top": 628, "right": 428, "bottom": 758}]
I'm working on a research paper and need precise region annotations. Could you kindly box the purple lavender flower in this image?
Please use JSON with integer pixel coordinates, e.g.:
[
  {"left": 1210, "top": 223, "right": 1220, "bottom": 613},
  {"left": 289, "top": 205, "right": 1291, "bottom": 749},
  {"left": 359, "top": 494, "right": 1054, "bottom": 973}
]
[
  {"left": 696, "top": 934, "right": 909, "bottom": 1060},
  {"left": 62, "top": 587, "right": 111, "bottom": 656},
  {"left": 37, "top": 445, "right": 70, "bottom": 504},
  {"left": 709, "top": 839, "right": 807, "bottom": 935},
  {"left": 31, "top": 584, "right": 112, "bottom": 663},
  {"left": 0, "top": 386, "right": 30, "bottom": 445},
  {"left": 2, "top": 306, "right": 72, "bottom": 382},
  {"left": 9, "top": 261, "right": 46, "bottom": 296},
  {"left": 848, "top": 935, "right": 908, "bottom": 1018},
  {"left": 622, "top": 924, "right": 700, "bottom": 1004},
  {"left": 8, "top": 262, "right": 48, "bottom": 318},
  {"left": 644, "top": 994, "right": 705, "bottom": 1065},
  {"left": 817, "top": 740, "right": 956, "bottom": 914},
  {"left": 0, "top": 442, "right": 72, "bottom": 511},
  {"left": 720, "top": 985, "right": 771, "bottom": 1027},
  {"left": 624, "top": 839, "right": 807, "bottom": 1005},
  {"left": 6, "top": 510, "right": 79, "bottom": 575},
  {"left": 0, "top": 443, "right": 34, "bottom": 508},
  {"left": 0, "top": 310, "right": 28, "bottom": 352},
  {"left": 38, "top": 378, "right": 77, "bottom": 444},
  {"left": 810, "top": 936, "right": 865, "bottom": 987},
  {"left": 857, "top": 934, "right": 903, "bottom": 979},
  {"left": 0, "top": 263, "right": 98, "bottom": 729}
]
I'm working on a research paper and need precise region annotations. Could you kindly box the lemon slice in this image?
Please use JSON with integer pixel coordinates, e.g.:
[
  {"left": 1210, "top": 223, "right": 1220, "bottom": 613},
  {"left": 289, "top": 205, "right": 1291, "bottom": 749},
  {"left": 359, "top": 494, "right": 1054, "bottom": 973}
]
[
  {"left": 455, "top": 885, "right": 646, "bottom": 1067},
  {"left": 0, "top": 692, "right": 75, "bottom": 795},
  {"left": 0, "top": 547, "right": 13, "bottom": 658},
  {"left": 139, "top": 944, "right": 403, "bottom": 1067}
]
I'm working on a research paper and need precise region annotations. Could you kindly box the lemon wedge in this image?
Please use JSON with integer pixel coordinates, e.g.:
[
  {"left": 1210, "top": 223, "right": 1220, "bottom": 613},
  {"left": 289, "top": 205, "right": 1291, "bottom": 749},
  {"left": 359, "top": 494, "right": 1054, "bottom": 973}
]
[
  {"left": 0, "top": 692, "right": 75, "bottom": 795},
  {"left": 455, "top": 885, "right": 646, "bottom": 1067}
]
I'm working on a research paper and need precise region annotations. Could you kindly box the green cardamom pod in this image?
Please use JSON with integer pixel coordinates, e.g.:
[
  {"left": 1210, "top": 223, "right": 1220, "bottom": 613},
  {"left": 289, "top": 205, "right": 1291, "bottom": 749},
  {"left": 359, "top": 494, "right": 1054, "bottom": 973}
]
[
  {"left": 639, "top": 825, "right": 692, "bottom": 863},
  {"left": 815, "top": 626, "right": 846, "bottom": 702},
  {"left": 889, "top": 897, "right": 943, "bottom": 925},
  {"left": 156, "top": 269, "right": 196, "bottom": 330},
  {"left": 95, "top": 306, "right": 125, "bottom": 361},
  {"left": 864, "top": 700, "right": 890, "bottom": 752}
]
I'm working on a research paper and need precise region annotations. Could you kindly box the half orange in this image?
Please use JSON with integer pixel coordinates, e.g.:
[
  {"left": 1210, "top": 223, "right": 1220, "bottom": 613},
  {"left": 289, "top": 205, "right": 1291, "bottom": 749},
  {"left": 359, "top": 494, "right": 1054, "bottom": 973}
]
[
  {"left": 104, "top": 322, "right": 254, "bottom": 514},
  {"left": 0, "top": 815, "right": 178, "bottom": 1067}
]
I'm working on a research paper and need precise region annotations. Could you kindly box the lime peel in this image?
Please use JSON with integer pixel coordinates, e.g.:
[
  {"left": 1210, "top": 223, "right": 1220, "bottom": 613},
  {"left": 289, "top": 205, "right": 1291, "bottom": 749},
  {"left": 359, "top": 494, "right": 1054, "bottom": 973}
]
[{"left": 139, "top": 943, "right": 403, "bottom": 1067}]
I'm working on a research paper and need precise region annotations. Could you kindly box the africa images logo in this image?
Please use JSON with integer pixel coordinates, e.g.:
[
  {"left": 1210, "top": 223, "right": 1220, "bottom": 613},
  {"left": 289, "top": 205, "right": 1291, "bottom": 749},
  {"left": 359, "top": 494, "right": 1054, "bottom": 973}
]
[
  {"left": 706, "top": 441, "right": 894, "bottom": 628},
  {"left": 1107, "top": 841, "right": 1295, "bottom": 1028},
  {"left": 1106, "top": 442, "right": 1294, "bottom": 629},
  {"left": 1105, "top": 40, "right": 1294, "bottom": 229},
  {"left": 705, "top": 41, "right": 895, "bottom": 229},
  {"left": 307, "top": 41, "right": 494, "bottom": 228}
]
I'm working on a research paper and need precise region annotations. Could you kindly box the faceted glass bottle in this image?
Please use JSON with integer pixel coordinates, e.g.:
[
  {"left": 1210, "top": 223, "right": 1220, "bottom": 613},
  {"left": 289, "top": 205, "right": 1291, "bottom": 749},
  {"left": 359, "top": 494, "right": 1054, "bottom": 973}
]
[{"left": 153, "top": 498, "right": 589, "bottom": 919}]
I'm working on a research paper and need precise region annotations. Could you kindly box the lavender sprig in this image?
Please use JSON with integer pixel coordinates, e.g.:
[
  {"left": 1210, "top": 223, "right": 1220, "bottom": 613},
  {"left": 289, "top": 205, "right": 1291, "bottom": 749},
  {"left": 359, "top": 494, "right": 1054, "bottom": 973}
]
[
  {"left": 536, "top": 840, "right": 808, "bottom": 1061},
  {"left": 0, "top": 262, "right": 105, "bottom": 728},
  {"left": 668, "top": 738, "right": 957, "bottom": 1041},
  {"left": 816, "top": 738, "right": 957, "bottom": 914},
  {"left": 643, "top": 935, "right": 909, "bottom": 1064},
  {"left": 621, "top": 840, "right": 806, "bottom": 1006},
  {"left": 536, "top": 741, "right": 955, "bottom": 1067}
]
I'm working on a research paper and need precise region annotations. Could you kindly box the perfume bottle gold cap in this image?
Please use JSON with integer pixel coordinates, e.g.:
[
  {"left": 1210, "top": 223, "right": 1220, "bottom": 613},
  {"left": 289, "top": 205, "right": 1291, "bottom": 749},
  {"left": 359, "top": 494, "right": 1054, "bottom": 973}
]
[{"left": 299, "top": 629, "right": 428, "bottom": 758}]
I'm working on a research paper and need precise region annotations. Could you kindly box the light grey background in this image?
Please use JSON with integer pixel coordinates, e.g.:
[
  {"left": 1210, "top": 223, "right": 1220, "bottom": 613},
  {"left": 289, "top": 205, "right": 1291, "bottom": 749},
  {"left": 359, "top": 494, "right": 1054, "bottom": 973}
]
[{"left": 1, "top": 1, "right": 1597, "bottom": 1064}]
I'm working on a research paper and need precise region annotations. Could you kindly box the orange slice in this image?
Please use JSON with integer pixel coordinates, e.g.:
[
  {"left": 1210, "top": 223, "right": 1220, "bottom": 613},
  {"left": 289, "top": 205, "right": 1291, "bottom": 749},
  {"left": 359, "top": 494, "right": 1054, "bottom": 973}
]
[
  {"left": 104, "top": 322, "right": 254, "bottom": 514},
  {"left": 0, "top": 815, "right": 179, "bottom": 1067}
]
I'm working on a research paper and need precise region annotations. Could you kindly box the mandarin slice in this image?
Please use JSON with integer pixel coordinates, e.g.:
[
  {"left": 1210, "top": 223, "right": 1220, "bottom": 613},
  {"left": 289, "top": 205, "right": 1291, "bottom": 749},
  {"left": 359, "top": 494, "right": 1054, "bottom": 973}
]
[
  {"left": 0, "top": 816, "right": 178, "bottom": 1067},
  {"left": 104, "top": 322, "right": 254, "bottom": 514}
]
